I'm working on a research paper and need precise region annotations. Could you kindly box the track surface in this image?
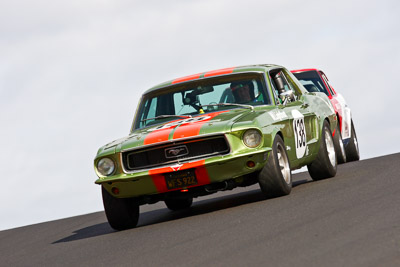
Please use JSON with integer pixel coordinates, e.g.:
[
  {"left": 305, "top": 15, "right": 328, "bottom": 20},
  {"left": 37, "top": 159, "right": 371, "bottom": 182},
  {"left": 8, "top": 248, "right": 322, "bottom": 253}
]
[{"left": 1, "top": 153, "right": 400, "bottom": 266}]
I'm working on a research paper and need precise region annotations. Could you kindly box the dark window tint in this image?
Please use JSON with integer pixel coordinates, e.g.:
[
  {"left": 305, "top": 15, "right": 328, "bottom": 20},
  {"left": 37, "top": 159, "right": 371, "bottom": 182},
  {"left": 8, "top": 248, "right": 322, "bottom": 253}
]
[{"left": 292, "top": 71, "right": 330, "bottom": 96}]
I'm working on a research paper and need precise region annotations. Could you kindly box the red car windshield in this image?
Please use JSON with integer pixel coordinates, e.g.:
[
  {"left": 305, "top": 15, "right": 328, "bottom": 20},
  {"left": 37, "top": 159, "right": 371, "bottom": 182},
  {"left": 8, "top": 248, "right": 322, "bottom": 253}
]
[{"left": 292, "top": 71, "right": 330, "bottom": 96}]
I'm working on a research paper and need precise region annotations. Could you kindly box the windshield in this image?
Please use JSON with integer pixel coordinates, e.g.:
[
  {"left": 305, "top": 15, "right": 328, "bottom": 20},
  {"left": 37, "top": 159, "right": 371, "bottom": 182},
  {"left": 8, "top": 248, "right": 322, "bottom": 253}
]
[
  {"left": 292, "top": 71, "right": 330, "bottom": 95},
  {"left": 133, "top": 73, "right": 270, "bottom": 130}
]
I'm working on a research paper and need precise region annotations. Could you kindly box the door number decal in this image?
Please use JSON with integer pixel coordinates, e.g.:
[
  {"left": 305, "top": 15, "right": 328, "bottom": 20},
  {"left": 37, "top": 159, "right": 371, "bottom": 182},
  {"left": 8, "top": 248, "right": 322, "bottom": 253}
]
[{"left": 292, "top": 110, "right": 307, "bottom": 159}]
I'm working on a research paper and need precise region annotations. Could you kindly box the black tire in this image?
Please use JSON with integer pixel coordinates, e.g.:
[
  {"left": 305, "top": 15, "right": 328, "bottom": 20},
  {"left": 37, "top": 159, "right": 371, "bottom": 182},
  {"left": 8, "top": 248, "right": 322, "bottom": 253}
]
[
  {"left": 333, "top": 123, "right": 347, "bottom": 164},
  {"left": 102, "top": 186, "right": 139, "bottom": 231},
  {"left": 258, "top": 135, "right": 292, "bottom": 198},
  {"left": 165, "top": 197, "right": 193, "bottom": 211},
  {"left": 307, "top": 120, "right": 337, "bottom": 180},
  {"left": 345, "top": 120, "right": 360, "bottom": 162}
]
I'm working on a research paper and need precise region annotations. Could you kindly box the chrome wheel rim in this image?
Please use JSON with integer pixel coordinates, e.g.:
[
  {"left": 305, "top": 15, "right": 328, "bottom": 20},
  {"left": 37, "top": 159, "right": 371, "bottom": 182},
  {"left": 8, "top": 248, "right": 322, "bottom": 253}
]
[
  {"left": 325, "top": 128, "right": 336, "bottom": 167},
  {"left": 354, "top": 133, "right": 360, "bottom": 156},
  {"left": 277, "top": 143, "right": 291, "bottom": 184},
  {"left": 339, "top": 136, "right": 346, "bottom": 159}
]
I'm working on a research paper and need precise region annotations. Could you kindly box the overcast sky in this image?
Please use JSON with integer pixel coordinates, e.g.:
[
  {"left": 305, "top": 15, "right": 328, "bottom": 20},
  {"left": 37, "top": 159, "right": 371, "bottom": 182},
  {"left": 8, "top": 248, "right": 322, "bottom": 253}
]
[{"left": 1, "top": 0, "right": 399, "bottom": 231}]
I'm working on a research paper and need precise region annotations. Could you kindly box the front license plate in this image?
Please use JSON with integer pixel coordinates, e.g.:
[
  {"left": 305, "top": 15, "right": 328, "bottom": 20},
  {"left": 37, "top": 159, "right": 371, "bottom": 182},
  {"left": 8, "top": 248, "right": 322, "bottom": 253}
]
[{"left": 165, "top": 169, "right": 198, "bottom": 190}]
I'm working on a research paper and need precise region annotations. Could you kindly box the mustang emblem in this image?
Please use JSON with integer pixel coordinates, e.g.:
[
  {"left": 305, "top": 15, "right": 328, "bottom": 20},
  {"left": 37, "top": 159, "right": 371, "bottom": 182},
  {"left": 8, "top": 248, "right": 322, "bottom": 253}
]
[{"left": 165, "top": 145, "right": 189, "bottom": 158}]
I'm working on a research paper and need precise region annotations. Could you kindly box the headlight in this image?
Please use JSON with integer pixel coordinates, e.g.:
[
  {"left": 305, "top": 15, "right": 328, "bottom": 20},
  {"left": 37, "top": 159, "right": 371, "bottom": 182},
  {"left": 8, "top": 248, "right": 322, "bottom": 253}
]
[
  {"left": 97, "top": 158, "right": 115, "bottom": 176},
  {"left": 243, "top": 129, "right": 262, "bottom": 148}
]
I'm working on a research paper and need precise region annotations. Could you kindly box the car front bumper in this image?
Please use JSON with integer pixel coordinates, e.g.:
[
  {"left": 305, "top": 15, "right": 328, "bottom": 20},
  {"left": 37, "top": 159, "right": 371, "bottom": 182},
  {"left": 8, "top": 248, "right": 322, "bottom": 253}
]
[{"left": 97, "top": 147, "right": 271, "bottom": 198}]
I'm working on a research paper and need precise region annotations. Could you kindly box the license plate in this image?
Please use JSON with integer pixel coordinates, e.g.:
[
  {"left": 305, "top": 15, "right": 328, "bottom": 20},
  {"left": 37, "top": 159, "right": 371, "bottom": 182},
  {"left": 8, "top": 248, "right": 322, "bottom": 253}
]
[{"left": 165, "top": 169, "right": 198, "bottom": 190}]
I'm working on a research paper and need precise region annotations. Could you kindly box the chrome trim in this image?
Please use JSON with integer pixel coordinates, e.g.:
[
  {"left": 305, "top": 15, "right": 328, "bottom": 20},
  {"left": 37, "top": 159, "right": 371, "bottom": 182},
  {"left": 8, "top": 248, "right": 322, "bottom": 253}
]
[
  {"left": 119, "top": 146, "right": 271, "bottom": 175},
  {"left": 121, "top": 132, "right": 228, "bottom": 153},
  {"left": 121, "top": 134, "right": 231, "bottom": 174},
  {"left": 123, "top": 152, "right": 230, "bottom": 174},
  {"left": 120, "top": 150, "right": 231, "bottom": 175}
]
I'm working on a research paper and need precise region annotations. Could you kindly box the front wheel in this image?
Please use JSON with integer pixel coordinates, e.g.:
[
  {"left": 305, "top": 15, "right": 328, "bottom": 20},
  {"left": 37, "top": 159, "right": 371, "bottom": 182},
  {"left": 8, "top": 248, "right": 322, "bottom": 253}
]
[
  {"left": 102, "top": 186, "right": 139, "bottom": 231},
  {"left": 345, "top": 120, "right": 360, "bottom": 162},
  {"left": 307, "top": 120, "right": 337, "bottom": 180},
  {"left": 258, "top": 135, "right": 292, "bottom": 198},
  {"left": 333, "top": 123, "right": 347, "bottom": 164}
]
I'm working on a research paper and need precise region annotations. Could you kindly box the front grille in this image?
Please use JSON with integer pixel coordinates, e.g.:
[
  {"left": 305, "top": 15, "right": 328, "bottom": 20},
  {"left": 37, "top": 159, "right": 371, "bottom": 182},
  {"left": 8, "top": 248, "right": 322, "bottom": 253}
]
[{"left": 122, "top": 135, "right": 230, "bottom": 171}]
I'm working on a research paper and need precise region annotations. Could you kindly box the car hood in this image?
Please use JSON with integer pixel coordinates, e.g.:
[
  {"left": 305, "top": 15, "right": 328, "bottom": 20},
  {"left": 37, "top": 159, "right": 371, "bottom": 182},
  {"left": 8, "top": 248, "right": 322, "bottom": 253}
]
[{"left": 97, "top": 108, "right": 272, "bottom": 156}]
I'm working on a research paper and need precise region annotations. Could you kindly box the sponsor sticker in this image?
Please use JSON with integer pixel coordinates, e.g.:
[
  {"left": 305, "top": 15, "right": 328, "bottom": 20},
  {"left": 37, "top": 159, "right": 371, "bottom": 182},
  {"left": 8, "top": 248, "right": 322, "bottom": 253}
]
[{"left": 269, "top": 110, "right": 288, "bottom": 121}]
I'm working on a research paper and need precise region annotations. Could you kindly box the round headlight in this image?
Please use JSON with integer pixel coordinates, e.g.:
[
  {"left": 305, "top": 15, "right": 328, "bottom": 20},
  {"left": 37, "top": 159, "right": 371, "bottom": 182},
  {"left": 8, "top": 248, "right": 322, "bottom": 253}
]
[
  {"left": 243, "top": 129, "right": 262, "bottom": 148},
  {"left": 97, "top": 158, "right": 115, "bottom": 176}
]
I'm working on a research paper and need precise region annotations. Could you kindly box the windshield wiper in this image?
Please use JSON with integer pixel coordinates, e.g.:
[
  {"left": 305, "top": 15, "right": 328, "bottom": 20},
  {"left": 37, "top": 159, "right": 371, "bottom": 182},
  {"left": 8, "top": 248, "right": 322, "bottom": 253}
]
[
  {"left": 141, "top": 114, "right": 192, "bottom": 122},
  {"left": 201, "top": 103, "right": 254, "bottom": 111}
]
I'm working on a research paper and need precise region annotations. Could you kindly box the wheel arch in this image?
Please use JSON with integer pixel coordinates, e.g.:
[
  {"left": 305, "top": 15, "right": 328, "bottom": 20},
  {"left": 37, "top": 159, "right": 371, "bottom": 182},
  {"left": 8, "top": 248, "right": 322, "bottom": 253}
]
[
  {"left": 323, "top": 114, "right": 337, "bottom": 137},
  {"left": 276, "top": 131, "right": 284, "bottom": 141}
]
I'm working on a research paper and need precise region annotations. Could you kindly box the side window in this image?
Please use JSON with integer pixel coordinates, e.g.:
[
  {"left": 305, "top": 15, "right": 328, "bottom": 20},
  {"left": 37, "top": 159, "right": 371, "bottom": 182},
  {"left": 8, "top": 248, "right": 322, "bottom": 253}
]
[
  {"left": 270, "top": 69, "right": 298, "bottom": 103},
  {"left": 269, "top": 77, "right": 281, "bottom": 104},
  {"left": 283, "top": 73, "right": 295, "bottom": 91},
  {"left": 320, "top": 73, "right": 335, "bottom": 96},
  {"left": 283, "top": 71, "right": 299, "bottom": 94}
]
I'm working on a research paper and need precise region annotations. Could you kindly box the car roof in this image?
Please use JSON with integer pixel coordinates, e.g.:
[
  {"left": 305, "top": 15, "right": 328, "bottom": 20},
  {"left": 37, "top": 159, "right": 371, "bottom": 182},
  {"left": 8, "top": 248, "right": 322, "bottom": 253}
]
[
  {"left": 143, "top": 64, "right": 282, "bottom": 95},
  {"left": 291, "top": 68, "right": 320, "bottom": 73}
]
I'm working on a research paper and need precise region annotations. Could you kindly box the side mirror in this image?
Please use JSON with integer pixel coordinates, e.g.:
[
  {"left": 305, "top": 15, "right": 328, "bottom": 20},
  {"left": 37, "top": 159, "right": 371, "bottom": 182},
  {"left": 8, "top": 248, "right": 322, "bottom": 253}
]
[{"left": 279, "top": 90, "right": 295, "bottom": 105}]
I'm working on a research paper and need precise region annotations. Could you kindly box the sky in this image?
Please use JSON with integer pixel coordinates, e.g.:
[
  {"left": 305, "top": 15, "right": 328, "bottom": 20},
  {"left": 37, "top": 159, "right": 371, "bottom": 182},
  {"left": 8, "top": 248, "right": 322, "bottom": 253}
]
[{"left": 1, "top": 0, "right": 400, "bottom": 231}]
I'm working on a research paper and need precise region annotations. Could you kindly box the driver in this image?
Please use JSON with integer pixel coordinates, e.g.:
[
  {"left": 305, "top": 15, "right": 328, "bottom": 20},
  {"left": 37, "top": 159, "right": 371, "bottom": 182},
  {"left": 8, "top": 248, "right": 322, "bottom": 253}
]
[{"left": 230, "top": 81, "right": 254, "bottom": 104}]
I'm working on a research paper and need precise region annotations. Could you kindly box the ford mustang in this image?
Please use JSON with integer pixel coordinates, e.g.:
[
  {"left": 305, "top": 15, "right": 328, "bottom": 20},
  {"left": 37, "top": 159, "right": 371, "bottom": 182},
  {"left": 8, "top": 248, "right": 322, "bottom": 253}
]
[
  {"left": 291, "top": 68, "right": 360, "bottom": 163},
  {"left": 94, "top": 64, "right": 338, "bottom": 230}
]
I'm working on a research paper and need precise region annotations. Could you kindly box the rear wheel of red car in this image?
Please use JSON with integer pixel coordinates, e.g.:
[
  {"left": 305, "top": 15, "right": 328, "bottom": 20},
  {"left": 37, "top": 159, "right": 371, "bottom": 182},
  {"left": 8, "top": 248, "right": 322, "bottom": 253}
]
[
  {"left": 102, "top": 186, "right": 139, "bottom": 231},
  {"left": 333, "top": 123, "right": 347, "bottom": 164},
  {"left": 307, "top": 120, "right": 337, "bottom": 180},
  {"left": 258, "top": 135, "right": 292, "bottom": 198},
  {"left": 345, "top": 120, "right": 360, "bottom": 162},
  {"left": 165, "top": 197, "right": 193, "bottom": 211}
]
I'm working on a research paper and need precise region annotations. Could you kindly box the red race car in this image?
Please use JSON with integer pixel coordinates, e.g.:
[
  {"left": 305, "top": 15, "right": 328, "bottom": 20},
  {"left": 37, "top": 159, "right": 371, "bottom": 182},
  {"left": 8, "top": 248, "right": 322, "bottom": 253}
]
[{"left": 291, "top": 69, "right": 359, "bottom": 163}]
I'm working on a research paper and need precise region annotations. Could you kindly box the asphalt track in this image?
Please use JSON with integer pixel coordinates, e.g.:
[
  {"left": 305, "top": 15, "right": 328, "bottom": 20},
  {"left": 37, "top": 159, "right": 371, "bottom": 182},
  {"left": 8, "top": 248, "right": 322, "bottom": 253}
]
[{"left": 1, "top": 153, "right": 400, "bottom": 266}]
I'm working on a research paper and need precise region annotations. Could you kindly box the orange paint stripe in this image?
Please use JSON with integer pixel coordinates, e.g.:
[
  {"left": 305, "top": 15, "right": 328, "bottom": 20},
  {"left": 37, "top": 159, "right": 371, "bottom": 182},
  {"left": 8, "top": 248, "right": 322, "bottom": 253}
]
[
  {"left": 149, "top": 160, "right": 210, "bottom": 193},
  {"left": 172, "top": 121, "right": 203, "bottom": 140},
  {"left": 172, "top": 73, "right": 202, "bottom": 84},
  {"left": 204, "top": 67, "right": 235, "bottom": 77},
  {"left": 172, "top": 111, "right": 226, "bottom": 140},
  {"left": 143, "top": 128, "right": 172, "bottom": 145},
  {"left": 143, "top": 117, "right": 184, "bottom": 145}
]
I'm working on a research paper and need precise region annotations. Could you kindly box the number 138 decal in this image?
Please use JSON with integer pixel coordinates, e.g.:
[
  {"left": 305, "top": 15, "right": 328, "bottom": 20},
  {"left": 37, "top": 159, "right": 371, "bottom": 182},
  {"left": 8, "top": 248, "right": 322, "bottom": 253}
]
[{"left": 292, "top": 110, "right": 307, "bottom": 159}]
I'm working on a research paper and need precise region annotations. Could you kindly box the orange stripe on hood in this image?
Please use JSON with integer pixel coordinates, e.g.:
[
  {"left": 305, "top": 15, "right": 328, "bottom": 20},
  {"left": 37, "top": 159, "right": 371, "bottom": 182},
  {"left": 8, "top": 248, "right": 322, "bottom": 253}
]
[
  {"left": 172, "top": 111, "right": 227, "bottom": 140},
  {"left": 144, "top": 127, "right": 173, "bottom": 145},
  {"left": 143, "top": 118, "right": 182, "bottom": 145}
]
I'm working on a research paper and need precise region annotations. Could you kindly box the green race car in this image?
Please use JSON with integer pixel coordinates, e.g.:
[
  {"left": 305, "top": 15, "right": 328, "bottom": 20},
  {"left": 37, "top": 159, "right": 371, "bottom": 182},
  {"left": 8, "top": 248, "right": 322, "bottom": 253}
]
[{"left": 94, "top": 64, "right": 338, "bottom": 230}]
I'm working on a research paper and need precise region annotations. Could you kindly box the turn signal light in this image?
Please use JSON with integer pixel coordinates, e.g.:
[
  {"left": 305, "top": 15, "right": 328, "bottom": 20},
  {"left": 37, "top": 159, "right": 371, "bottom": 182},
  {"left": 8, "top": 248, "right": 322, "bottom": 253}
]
[
  {"left": 246, "top": 161, "right": 256, "bottom": 168},
  {"left": 112, "top": 187, "right": 120, "bottom": 195}
]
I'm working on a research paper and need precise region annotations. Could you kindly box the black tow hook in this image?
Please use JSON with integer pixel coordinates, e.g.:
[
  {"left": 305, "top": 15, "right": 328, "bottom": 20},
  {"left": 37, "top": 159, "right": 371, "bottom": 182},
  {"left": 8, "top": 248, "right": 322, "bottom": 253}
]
[{"left": 204, "top": 180, "right": 236, "bottom": 193}]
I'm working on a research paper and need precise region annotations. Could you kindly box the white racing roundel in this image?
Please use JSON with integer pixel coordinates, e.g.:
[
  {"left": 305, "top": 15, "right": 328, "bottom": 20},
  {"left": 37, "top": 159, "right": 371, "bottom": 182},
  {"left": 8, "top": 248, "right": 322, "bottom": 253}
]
[{"left": 292, "top": 110, "right": 307, "bottom": 159}]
